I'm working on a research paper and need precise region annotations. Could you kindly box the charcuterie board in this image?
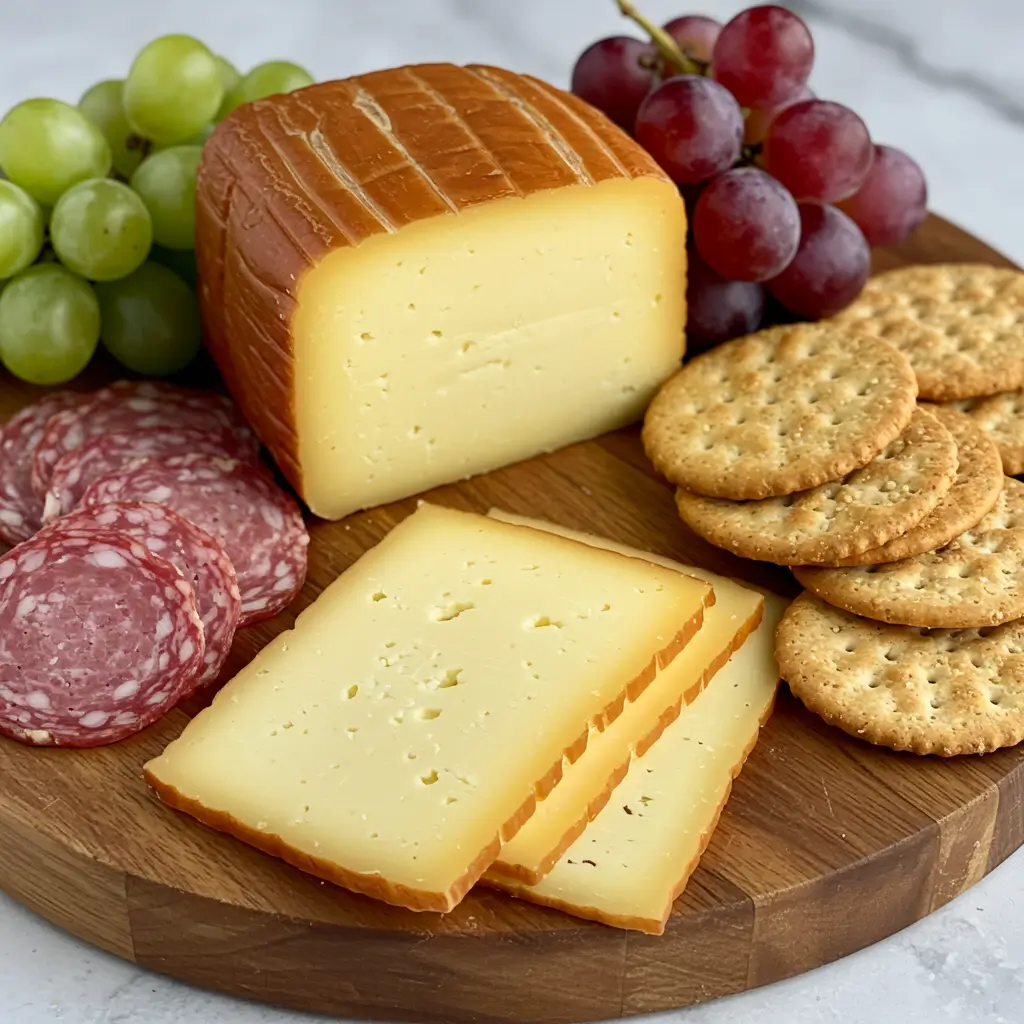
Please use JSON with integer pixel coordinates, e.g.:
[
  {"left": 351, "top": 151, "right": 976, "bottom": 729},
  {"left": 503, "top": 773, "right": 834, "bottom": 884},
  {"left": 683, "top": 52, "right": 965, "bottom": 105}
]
[{"left": 0, "top": 215, "right": 1021, "bottom": 1024}]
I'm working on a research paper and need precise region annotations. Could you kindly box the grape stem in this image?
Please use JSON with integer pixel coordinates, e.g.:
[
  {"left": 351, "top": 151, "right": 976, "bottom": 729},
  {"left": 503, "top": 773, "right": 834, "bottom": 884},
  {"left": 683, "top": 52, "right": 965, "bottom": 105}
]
[
  {"left": 740, "top": 142, "right": 763, "bottom": 166},
  {"left": 125, "top": 134, "right": 153, "bottom": 161},
  {"left": 615, "top": 0, "right": 702, "bottom": 76}
]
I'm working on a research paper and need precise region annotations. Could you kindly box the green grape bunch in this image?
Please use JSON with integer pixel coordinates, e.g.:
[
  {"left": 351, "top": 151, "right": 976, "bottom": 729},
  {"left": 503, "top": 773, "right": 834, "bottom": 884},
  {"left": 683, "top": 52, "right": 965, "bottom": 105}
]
[{"left": 0, "top": 32, "right": 315, "bottom": 386}]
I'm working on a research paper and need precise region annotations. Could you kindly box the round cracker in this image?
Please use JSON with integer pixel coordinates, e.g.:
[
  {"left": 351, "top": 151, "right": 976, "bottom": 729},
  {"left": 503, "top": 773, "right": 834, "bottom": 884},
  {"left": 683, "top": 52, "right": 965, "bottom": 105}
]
[
  {"left": 795, "top": 477, "right": 1024, "bottom": 628},
  {"left": 674, "top": 407, "right": 957, "bottom": 565},
  {"left": 832, "top": 264, "right": 1024, "bottom": 402},
  {"left": 776, "top": 591, "right": 1024, "bottom": 756},
  {"left": 827, "top": 405, "right": 1004, "bottom": 566},
  {"left": 642, "top": 323, "right": 918, "bottom": 500},
  {"left": 952, "top": 390, "right": 1024, "bottom": 475}
]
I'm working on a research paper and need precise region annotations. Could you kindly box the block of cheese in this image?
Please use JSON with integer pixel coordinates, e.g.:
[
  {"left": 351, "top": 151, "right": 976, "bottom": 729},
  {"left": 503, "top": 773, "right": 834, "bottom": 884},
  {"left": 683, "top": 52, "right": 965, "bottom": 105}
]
[
  {"left": 196, "top": 64, "right": 687, "bottom": 520},
  {"left": 144, "top": 503, "right": 712, "bottom": 913},
  {"left": 489, "top": 589, "right": 788, "bottom": 934},
  {"left": 482, "top": 511, "right": 763, "bottom": 885}
]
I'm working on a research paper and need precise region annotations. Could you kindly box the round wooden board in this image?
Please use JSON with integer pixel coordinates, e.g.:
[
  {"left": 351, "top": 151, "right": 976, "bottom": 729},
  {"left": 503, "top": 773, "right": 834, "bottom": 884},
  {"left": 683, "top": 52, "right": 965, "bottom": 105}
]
[{"left": 0, "top": 215, "right": 1021, "bottom": 1024}]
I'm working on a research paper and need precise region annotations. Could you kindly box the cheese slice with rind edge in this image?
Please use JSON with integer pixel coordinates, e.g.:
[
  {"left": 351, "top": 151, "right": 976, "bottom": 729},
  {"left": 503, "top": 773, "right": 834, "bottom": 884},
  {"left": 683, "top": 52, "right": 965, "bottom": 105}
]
[
  {"left": 144, "top": 503, "right": 712, "bottom": 914},
  {"left": 483, "top": 510, "right": 764, "bottom": 885},
  {"left": 488, "top": 527, "right": 787, "bottom": 934}
]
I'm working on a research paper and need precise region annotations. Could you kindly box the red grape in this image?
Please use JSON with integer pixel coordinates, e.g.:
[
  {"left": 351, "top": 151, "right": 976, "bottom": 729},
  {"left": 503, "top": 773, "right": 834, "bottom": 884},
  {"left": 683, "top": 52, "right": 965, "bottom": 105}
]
[
  {"left": 663, "top": 15, "right": 722, "bottom": 64},
  {"left": 764, "top": 100, "right": 874, "bottom": 203},
  {"left": 837, "top": 144, "right": 928, "bottom": 246},
  {"left": 712, "top": 6, "right": 814, "bottom": 108},
  {"left": 571, "top": 36, "right": 657, "bottom": 130},
  {"left": 635, "top": 76, "right": 743, "bottom": 184},
  {"left": 744, "top": 85, "right": 814, "bottom": 145},
  {"left": 768, "top": 203, "right": 870, "bottom": 319},
  {"left": 692, "top": 168, "right": 800, "bottom": 282},
  {"left": 686, "top": 247, "right": 766, "bottom": 353}
]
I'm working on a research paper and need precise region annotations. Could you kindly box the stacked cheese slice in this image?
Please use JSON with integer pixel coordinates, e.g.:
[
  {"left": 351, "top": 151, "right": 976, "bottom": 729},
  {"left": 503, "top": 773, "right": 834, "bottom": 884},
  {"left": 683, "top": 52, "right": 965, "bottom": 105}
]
[{"left": 146, "top": 504, "right": 783, "bottom": 934}]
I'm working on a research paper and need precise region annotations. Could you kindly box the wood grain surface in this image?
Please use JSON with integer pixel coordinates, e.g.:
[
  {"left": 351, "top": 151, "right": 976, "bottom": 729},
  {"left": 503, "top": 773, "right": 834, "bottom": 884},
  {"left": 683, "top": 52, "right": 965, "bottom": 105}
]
[{"left": 0, "top": 214, "right": 1021, "bottom": 1024}]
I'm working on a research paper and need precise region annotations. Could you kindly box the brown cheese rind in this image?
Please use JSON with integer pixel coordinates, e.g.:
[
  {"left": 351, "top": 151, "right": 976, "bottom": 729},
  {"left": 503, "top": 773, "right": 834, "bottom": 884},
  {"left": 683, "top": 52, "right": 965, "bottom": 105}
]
[{"left": 196, "top": 63, "right": 671, "bottom": 502}]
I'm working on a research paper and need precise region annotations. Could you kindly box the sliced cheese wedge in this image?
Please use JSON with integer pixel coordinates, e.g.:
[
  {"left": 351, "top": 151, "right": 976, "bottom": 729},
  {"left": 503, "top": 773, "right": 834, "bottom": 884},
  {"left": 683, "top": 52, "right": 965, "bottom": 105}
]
[
  {"left": 144, "top": 503, "right": 712, "bottom": 914},
  {"left": 490, "top": 575, "right": 787, "bottom": 934},
  {"left": 483, "top": 511, "right": 763, "bottom": 885},
  {"left": 198, "top": 66, "right": 686, "bottom": 521}
]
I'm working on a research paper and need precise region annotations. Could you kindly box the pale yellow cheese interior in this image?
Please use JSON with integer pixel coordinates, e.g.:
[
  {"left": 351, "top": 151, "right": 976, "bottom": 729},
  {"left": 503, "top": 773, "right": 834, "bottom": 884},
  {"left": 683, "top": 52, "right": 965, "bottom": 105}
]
[
  {"left": 495, "top": 589, "right": 787, "bottom": 933},
  {"left": 144, "top": 503, "right": 710, "bottom": 910},
  {"left": 291, "top": 177, "right": 686, "bottom": 520},
  {"left": 482, "top": 512, "right": 763, "bottom": 885}
]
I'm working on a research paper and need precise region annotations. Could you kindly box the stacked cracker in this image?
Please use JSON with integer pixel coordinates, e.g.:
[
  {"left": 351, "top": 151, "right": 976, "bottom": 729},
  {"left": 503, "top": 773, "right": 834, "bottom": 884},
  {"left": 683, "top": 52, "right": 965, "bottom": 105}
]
[
  {"left": 644, "top": 264, "right": 1024, "bottom": 757},
  {"left": 835, "top": 264, "right": 1024, "bottom": 476}
]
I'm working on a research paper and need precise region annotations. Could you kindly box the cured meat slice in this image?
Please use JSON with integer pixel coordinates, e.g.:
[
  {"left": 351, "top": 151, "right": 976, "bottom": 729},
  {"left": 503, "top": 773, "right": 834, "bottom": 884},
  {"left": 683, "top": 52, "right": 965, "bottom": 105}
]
[
  {"left": 43, "top": 425, "right": 260, "bottom": 524},
  {"left": 31, "top": 380, "right": 258, "bottom": 498},
  {"left": 49, "top": 501, "right": 241, "bottom": 688},
  {"left": 82, "top": 453, "right": 309, "bottom": 626},
  {"left": 0, "top": 391, "right": 84, "bottom": 546},
  {"left": 0, "top": 529, "right": 205, "bottom": 747}
]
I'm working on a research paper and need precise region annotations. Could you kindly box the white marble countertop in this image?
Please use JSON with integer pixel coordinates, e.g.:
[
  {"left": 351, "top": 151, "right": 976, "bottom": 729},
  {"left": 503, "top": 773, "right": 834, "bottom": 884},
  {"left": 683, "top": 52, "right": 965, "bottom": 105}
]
[{"left": 2, "top": 1, "right": 1024, "bottom": 1022}]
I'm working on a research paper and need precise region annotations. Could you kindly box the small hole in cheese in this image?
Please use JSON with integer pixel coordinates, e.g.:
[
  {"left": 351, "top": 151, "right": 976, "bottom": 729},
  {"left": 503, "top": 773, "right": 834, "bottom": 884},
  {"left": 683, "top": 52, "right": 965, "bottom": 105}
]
[
  {"left": 432, "top": 600, "right": 475, "bottom": 622},
  {"left": 416, "top": 708, "right": 442, "bottom": 721},
  {"left": 528, "top": 615, "right": 563, "bottom": 629},
  {"left": 436, "top": 668, "right": 462, "bottom": 689},
  {"left": 420, "top": 770, "right": 439, "bottom": 785},
  {"left": 345, "top": 684, "right": 359, "bottom": 700},
  {"left": 372, "top": 591, "right": 387, "bottom": 602}
]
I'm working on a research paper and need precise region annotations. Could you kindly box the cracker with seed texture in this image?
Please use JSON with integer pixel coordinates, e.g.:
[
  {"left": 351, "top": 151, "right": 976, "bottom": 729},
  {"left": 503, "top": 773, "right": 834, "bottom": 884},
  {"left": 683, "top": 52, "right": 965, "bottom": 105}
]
[
  {"left": 776, "top": 591, "right": 1024, "bottom": 756},
  {"left": 827, "top": 405, "right": 1004, "bottom": 566},
  {"left": 674, "top": 407, "right": 957, "bottom": 565},
  {"left": 832, "top": 263, "right": 1024, "bottom": 402},
  {"left": 951, "top": 390, "right": 1024, "bottom": 475},
  {"left": 795, "top": 477, "right": 1024, "bottom": 628},
  {"left": 642, "top": 323, "right": 918, "bottom": 501}
]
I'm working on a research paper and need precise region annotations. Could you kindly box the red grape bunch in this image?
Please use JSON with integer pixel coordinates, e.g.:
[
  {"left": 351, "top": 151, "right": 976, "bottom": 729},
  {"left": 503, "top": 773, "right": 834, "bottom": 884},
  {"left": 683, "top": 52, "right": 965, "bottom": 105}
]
[{"left": 571, "top": 3, "right": 928, "bottom": 352}]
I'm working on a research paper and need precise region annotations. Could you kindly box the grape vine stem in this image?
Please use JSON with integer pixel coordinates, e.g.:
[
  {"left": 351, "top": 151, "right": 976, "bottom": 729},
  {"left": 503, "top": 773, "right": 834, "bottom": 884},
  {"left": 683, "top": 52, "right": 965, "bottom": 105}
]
[{"left": 615, "top": 0, "right": 702, "bottom": 76}]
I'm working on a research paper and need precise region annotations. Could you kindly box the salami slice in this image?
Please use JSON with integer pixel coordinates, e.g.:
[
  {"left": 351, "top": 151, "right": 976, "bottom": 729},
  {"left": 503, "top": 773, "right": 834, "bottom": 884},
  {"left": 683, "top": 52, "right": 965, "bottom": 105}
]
[
  {"left": 48, "top": 501, "right": 241, "bottom": 688},
  {"left": 31, "top": 380, "right": 258, "bottom": 499},
  {"left": 0, "top": 391, "right": 84, "bottom": 546},
  {"left": 43, "top": 425, "right": 260, "bottom": 524},
  {"left": 0, "top": 529, "right": 205, "bottom": 747},
  {"left": 81, "top": 454, "right": 309, "bottom": 626}
]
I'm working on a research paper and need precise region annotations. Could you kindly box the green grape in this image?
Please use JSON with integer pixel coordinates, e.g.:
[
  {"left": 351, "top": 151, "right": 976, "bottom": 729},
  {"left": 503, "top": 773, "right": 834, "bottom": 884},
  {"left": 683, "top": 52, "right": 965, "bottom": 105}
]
[
  {"left": 150, "top": 244, "right": 198, "bottom": 288},
  {"left": 221, "top": 61, "right": 314, "bottom": 117},
  {"left": 94, "top": 261, "right": 200, "bottom": 376},
  {"left": 124, "top": 35, "right": 223, "bottom": 145},
  {"left": 152, "top": 123, "right": 213, "bottom": 151},
  {"left": 0, "top": 99, "right": 112, "bottom": 205},
  {"left": 0, "top": 181, "right": 45, "bottom": 279},
  {"left": 77, "top": 79, "right": 146, "bottom": 180},
  {"left": 214, "top": 57, "right": 241, "bottom": 120},
  {"left": 130, "top": 146, "right": 202, "bottom": 250},
  {"left": 0, "top": 264, "right": 99, "bottom": 384},
  {"left": 50, "top": 178, "right": 152, "bottom": 281}
]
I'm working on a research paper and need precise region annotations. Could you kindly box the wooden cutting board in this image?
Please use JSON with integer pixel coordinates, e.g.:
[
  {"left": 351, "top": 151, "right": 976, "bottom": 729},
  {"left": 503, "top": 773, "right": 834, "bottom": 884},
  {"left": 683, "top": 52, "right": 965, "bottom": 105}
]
[{"left": 0, "top": 214, "right": 1020, "bottom": 1024}]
